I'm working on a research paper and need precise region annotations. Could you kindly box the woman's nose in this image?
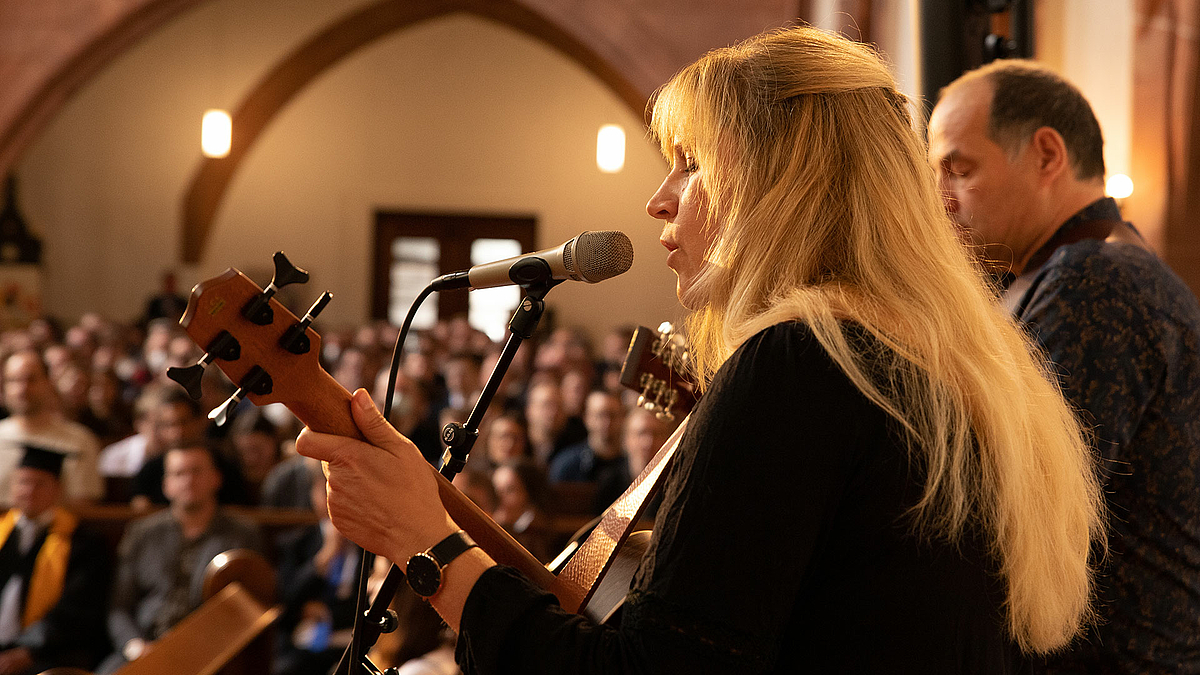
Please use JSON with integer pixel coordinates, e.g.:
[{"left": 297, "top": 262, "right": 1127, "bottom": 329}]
[{"left": 646, "top": 179, "right": 677, "bottom": 221}]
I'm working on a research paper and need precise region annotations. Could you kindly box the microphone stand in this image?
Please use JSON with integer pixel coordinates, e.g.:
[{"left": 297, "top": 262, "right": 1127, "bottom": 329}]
[{"left": 335, "top": 277, "right": 562, "bottom": 675}]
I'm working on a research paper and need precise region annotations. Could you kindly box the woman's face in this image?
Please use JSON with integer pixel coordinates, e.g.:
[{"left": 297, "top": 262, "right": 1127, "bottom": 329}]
[
  {"left": 646, "top": 145, "right": 719, "bottom": 308},
  {"left": 492, "top": 465, "right": 530, "bottom": 512},
  {"left": 487, "top": 417, "right": 527, "bottom": 463}
]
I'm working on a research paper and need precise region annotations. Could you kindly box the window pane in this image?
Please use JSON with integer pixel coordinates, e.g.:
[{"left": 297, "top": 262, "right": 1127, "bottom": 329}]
[
  {"left": 389, "top": 236, "right": 439, "bottom": 329},
  {"left": 469, "top": 238, "right": 523, "bottom": 341}
]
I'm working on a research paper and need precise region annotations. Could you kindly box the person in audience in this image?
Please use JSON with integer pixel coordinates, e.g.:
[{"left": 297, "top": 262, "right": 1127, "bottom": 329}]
[
  {"left": 523, "top": 377, "right": 584, "bottom": 467},
  {"left": 548, "top": 389, "right": 629, "bottom": 514},
  {"left": 482, "top": 410, "right": 530, "bottom": 467},
  {"left": 491, "top": 458, "right": 553, "bottom": 562},
  {"left": 82, "top": 368, "right": 133, "bottom": 447},
  {"left": 49, "top": 361, "right": 88, "bottom": 424},
  {"left": 0, "top": 350, "right": 102, "bottom": 502},
  {"left": 373, "top": 368, "right": 441, "bottom": 466},
  {"left": 228, "top": 409, "right": 282, "bottom": 503},
  {"left": 623, "top": 407, "right": 673, "bottom": 477},
  {"left": 452, "top": 468, "right": 497, "bottom": 514},
  {"left": 434, "top": 352, "right": 481, "bottom": 419},
  {"left": 103, "top": 442, "right": 263, "bottom": 672},
  {"left": 0, "top": 446, "right": 109, "bottom": 674},
  {"left": 260, "top": 440, "right": 313, "bottom": 511},
  {"left": 597, "top": 325, "right": 635, "bottom": 393},
  {"left": 332, "top": 347, "right": 378, "bottom": 394},
  {"left": 274, "top": 459, "right": 361, "bottom": 675},
  {"left": 558, "top": 365, "right": 593, "bottom": 423},
  {"left": 129, "top": 389, "right": 249, "bottom": 508},
  {"left": 97, "top": 383, "right": 171, "bottom": 480},
  {"left": 141, "top": 271, "right": 188, "bottom": 328}
]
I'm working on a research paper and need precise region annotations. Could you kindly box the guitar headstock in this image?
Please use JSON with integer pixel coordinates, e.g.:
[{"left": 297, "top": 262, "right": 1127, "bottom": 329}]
[
  {"left": 618, "top": 321, "right": 699, "bottom": 421},
  {"left": 168, "top": 253, "right": 356, "bottom": 438}
]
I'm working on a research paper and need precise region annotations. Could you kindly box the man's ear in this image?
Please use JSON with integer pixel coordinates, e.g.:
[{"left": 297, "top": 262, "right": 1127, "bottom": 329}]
[{"left": 1029, "top": 126, "right": 1071, "bottom": 184}]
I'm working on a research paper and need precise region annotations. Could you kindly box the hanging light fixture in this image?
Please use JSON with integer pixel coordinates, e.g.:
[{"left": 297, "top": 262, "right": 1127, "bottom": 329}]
[
  {"left": 201, "top": 109, "right": 232, "bottom": 158},
  {"left": 596, "top": 124, "right": 625, "bottom": 173}
]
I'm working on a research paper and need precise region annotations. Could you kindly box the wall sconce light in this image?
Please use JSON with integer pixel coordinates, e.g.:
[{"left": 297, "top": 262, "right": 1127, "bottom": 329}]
[
  {"left": 201, "top": 109, "right": 232, "bottom": 158},
  {"left": 596, "top": 124, "right": 625, "bottom": 173},
  {"left": 1105, "top": 173, "right": 1134, "bottom": 200}
]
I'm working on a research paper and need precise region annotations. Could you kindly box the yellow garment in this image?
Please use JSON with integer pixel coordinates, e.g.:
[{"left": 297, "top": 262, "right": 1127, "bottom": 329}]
[{"left": 0, "top": 507, "right": 76, "bottom": 627}]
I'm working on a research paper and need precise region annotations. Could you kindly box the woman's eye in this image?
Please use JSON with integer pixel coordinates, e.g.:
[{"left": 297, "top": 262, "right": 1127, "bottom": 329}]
[{"left": 682, "top": 156, "right": 699, "bottom": 173}]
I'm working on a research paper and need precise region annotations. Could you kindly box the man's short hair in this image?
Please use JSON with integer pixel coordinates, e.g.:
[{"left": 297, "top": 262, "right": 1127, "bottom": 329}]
[
  {"left": 164, "top": 438, "right": 222, "bottom": 469},
  {"left": 945, "top": 60, "right": 1106, "bottom": 181}
]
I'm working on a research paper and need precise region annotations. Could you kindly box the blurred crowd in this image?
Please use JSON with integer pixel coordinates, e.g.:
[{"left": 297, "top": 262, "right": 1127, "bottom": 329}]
[{"left": 0, "top": 302, "right": 680, "bottom": 675}]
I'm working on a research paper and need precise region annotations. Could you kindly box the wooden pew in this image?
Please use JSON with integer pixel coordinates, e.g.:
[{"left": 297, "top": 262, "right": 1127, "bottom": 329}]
[
  {"left": 111, "top": 582, "right": 279, "bottom": 675},
  {"left": 113, "top": 549, "right": 280, "bottom": 675}
]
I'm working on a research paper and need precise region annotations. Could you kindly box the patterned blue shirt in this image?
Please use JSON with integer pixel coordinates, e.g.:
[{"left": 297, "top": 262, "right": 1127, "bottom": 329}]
[{"left": 1011, "top": 198, "right": 1200, "bottom": 674}]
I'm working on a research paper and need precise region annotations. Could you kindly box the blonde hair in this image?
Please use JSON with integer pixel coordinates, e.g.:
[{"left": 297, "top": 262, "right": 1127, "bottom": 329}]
[{"left": 649, "top": 27, "right": 1104, "bottom": 654}]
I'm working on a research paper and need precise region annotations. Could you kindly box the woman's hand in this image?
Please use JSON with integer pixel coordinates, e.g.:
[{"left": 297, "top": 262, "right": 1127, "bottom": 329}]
[{"left": 296, "top": 388, "right": 457, "bottom": 563}]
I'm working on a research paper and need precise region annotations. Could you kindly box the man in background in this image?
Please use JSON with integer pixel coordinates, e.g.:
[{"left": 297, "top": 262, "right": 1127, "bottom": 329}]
[
  {"left": 929, "top": 60, "right": 1200, "bottom": 673},
  {"left": 548, "top": 389, "right": 628, "bottom": 514},
  {"left": 104, "top": 442, "right": 262, "bottom": 671},
  {"left": 0, "top": 446, "right": 108, "bottom": 674},
  {"left": 0, "top": 350, "right": 101, "bottom": 502}
]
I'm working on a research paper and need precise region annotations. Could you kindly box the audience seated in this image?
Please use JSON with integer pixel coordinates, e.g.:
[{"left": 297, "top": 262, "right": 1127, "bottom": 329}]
[
  {"left": 102, "top": 441, "right": 264, "bottom": 672},
  {"left": 0, "top": 305, "right": 675, "bottom": 671},
  {"left": 0, "top": 446, "right": 110, "bottom": 674}
]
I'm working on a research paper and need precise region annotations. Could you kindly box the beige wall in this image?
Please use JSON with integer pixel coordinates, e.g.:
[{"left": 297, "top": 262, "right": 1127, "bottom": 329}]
[{"left": 18, "top": 3, "right": 684, "bottom": 337}]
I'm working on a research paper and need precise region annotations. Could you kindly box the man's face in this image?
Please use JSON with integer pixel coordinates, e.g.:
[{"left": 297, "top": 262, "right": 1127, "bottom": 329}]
[
  {"left": 152, "top": 402, "right": 204, "bottom": 451},
  {"left": 3, "top": 352, "right": 53, "bottom": 416},
  {"left": 11, "top": 467, "right": 59, "bottom": 519},
  {"left": 163, "top": 447, "right": 222, "bottom": 510},
  {"left": 583, "top": 391, "right": 623, "bottom": 448},
  {"left": 928, "top": 81, "right": 1041, "bottom": 263}
]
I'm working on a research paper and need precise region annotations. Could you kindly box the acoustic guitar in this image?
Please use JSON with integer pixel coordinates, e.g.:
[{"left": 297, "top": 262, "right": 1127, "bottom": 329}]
[{"left": 170, "top": 256, "right": 695, "bottom": 622}]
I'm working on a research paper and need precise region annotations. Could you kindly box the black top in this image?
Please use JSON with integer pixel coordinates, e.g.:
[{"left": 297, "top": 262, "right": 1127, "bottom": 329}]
[
  {"left": 1010, "top": 199, "right": 1200, "bottom": 675},
  {"left": 0, "top": 515, "right": 111, "bottom": 671},
  {"left": 455, "top": 322, "right": 1018, "bottom": 674}
]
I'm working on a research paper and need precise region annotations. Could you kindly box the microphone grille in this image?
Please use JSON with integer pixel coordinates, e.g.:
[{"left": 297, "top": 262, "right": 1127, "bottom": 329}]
[{"left": 569, "top": 231, "right": 634, "bottom": 283}]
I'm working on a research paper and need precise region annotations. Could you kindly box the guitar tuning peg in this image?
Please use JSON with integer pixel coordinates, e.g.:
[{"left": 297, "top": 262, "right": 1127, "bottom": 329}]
[
  {"left": 279, "top": 291, "right": 332, "bottom": 355},
  {"left": 271, "top": 251, "right": 310, "bottom": 289},
  {"left": 242, "top": 252, "right": 311, "bottom": 326},
  {"left": 208, "top": 391, "right": 240, "bottom": 427},
  {"left": 165, "top": 331, "right": 241, "bottom": 400},
  {"left": 207, "top": 366, "right": 273, "bottom": 426},
  {"left": 166, "top": 364, "right": 205, "bottom": 400}
]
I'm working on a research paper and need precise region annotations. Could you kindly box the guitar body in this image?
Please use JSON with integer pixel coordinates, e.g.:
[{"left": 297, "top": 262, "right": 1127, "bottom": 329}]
[
  {"left": 173, "top": 260, "right": 695, "bottom": 621},
  {"left": 584, "top": 530, "right": 651, "bottom": 624}
]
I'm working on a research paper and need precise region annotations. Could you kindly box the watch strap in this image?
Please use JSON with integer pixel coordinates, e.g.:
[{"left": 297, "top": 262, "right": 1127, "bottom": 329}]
[{"left": 428, "top": 530, "right": 478, "bottom": 567}]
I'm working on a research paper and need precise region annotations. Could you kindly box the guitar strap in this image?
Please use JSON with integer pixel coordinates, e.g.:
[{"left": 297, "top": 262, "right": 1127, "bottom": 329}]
[
  {"left": 550, "top": 414, "right": 691, "bottom": 614},
  {"left": 1003, "top": 218, "right": 1145, "bottom": 313}
]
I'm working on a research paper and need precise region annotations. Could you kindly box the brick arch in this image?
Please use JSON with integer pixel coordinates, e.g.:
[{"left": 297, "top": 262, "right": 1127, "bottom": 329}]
[{"left": 180, "top": 0, "right": 648, "bottom": 262}]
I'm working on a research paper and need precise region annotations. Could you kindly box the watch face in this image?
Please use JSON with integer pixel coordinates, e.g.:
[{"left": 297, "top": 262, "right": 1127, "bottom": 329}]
[{"left": 406, "top": 553, "right": 442, "bottom": 597}]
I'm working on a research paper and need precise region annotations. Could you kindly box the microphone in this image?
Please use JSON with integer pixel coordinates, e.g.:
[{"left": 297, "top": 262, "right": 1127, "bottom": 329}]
[{"left": 431, "top": 230, "right": 633, "bottom": 291}]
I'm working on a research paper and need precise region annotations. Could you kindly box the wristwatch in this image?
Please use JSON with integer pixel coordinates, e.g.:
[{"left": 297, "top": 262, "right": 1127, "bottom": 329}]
[{"left": 405, "top": 530, "right": 478, "bottom": 597}]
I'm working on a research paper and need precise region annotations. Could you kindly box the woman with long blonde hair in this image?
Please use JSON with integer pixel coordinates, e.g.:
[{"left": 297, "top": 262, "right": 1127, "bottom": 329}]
[{"left": 299, "top": 26, "right": 1104, "bottom": 673}]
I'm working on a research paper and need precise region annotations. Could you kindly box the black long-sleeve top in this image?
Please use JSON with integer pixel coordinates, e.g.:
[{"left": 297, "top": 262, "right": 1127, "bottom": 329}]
[{"left": 455, "top": 322, "right": 1020, "bottom": 674}]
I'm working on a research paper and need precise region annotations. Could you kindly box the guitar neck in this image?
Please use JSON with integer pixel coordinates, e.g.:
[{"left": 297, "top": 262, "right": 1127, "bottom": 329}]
[{"left": 296, "top": 369, "right": 558, "bottom": 595}]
